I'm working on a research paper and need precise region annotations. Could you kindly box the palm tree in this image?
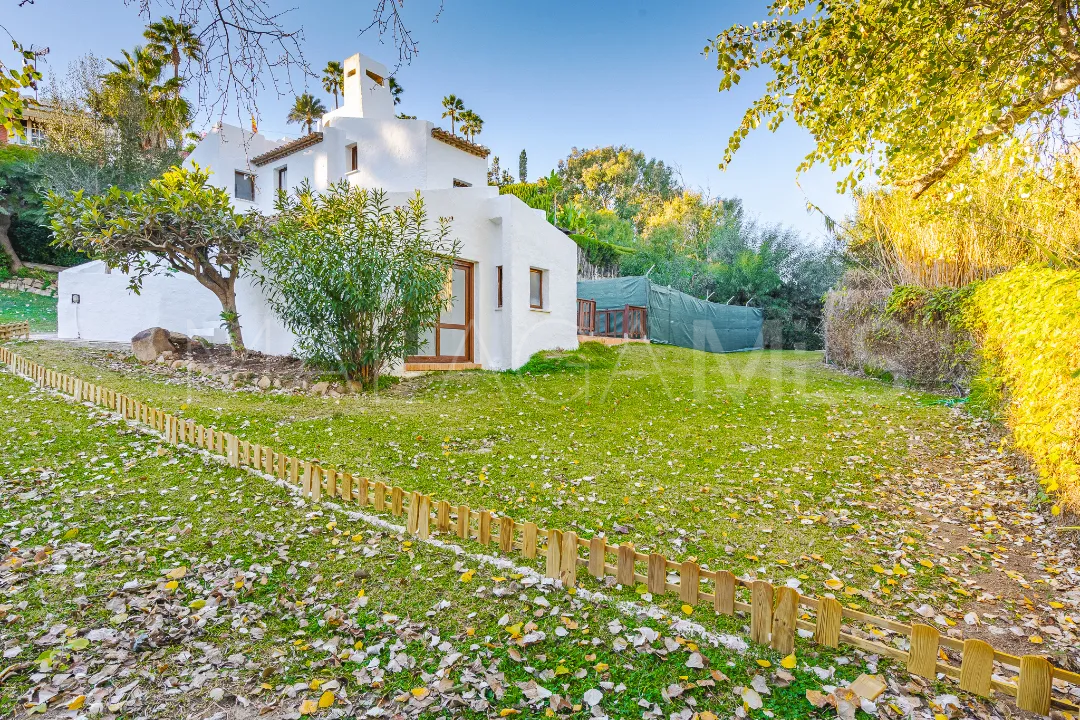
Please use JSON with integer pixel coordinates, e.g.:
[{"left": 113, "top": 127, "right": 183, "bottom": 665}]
[
  {"left": 388, "top": 77, "right": 403, "bottom": 106},
  {"left": 104, "top": 46, "right": 187, "bottom": 150},
  {"left": 322, "top": 61, "right": 344, "bottom": 109},
  {"left": 459, "top": 110, "right": 483, "bottom": 142},
  {"left": 441, "top": 94, "right": 465, "bottom": 136},
  {"left": 144, "top": 17, "right": 202, "bottom": 81},
  {"left": 287, "top": 93, "right": 327, "bottom": 134}
]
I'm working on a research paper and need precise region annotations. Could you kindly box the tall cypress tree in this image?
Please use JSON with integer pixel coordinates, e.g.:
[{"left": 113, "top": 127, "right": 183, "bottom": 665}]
[{"left": 518, "top": 149, "right": 527, "bottom": 183}]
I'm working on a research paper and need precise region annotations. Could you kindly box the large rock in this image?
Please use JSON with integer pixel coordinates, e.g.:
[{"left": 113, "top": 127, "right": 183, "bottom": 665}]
[
  {"left": 166, "top": 331, "right": 191, "bottom": 352},
  {"left": 131, "top": 327, "right": 175, "bottom": 363}
]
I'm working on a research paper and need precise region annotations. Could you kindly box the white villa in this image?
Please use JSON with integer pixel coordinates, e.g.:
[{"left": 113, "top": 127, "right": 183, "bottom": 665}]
[{"left": 58, "top": 52, "right": 579, "bottom": 371}]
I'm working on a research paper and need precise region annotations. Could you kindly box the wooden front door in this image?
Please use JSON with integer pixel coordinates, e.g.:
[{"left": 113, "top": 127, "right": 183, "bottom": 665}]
[{"left": 410, "top": 260, "right": 474, "bottom": 363}]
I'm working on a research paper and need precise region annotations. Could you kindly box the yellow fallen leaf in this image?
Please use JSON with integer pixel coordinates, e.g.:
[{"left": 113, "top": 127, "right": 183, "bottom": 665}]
[
  {"left": 594, "top": 662, "right": 609, "bottom": 672},
  {"left": 919, "top": 559, "right": 934, "bottom": 569},
  {"left": 872, "top": 564, "right": 886, "bottom": 574},
  {"left": 318, "top": 691, "right": 335, "bottom": 708},
  {"left": 755, "top": 659, "right": 772, "bottom": 668},
  {"left": 1049, "top": 601, "right": 1064, "bottom": 609},
  {"left": 164, "top": 580, "right": 179, "bottom": 591},
  {"left": 1051, "top": 505, "right": 1061, "bottom": 516},
  {"left": 1029, "top": 634, "right": 1044, "bottom": 644},
  {"left": 459, "top": 570, "right": 475, "bottom": 582},
  {"left": 299, "top": 698, "right": 318, "bottom": 715},
  {"left": 555, "top": 665, "right": 570, "bottom": 675},
  {"left": 499, "top": 710, "right": 520, "bottom": 717},
  {"left": 681, "top": 604, "right": 694, "bottom": 615},
  {"left": 188, "top": 599, "right": 206, "bottom": 610},
  {"left": 310, "top": 679, "right": 322, "bottom": 690},
  {"left": 780, "top": 653, "right": 796, "bottom": 669},
  {"left": 824, "top": 578, "right": 844, "bottom": 590},
  {"left": 410, "top": 687, "right": 429, "bottom": 699},
  {"left": 166, "top": 566, "right": 187, "bottom": 580},
  {"left": 67, "top": 695, "right": 86, "bottom": 710},
  {"left": 62, "top": 528, "right": 79, "bottom": 540}
]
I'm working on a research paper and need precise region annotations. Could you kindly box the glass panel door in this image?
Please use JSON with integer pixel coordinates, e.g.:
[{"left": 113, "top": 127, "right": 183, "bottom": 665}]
[{"left": 408, "top": 260, "right": 473, "bottom": 362}]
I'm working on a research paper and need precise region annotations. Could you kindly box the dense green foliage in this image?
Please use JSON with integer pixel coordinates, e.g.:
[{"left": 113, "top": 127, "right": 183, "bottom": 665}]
[
  {"left": 502, "top": 148, "right": 839, "bottom": 349},
  {"left": 254, "top": 184, "right": 459, "bottom": 386},
  {"left": 968, "top": 265, "right": 1080, "bottom": 512},
  {"left": 0, "top": 39, "right": 42, "bottom": 138},
  {"left": 47, "top": 165, "right": 258, "bottom": 352},
  {"left": 708, "top": 0, "right": 1080, "bottom": 197}
]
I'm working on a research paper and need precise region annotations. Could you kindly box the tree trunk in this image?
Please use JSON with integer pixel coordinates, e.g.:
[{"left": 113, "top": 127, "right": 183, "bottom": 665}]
[
  {"left": 219, "top": 281, "right": 246, "bottom": 356},
  {"left": 0, "top": 212, "right": 24, "bottom": 272}
]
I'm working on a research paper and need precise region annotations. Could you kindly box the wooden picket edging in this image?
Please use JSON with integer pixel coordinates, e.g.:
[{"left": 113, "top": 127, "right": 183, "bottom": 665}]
[
  {"left": 0, "top": 343, "right": 1076, "bottom": 716},
  {"left": 0, "top": 321, "right": 30, "bottom": 341}
]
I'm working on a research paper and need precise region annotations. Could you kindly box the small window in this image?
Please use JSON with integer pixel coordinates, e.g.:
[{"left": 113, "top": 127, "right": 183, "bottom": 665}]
[
  {"left": 365, "top": 69, "right": 385, "bottom": 86},
  {"left": 275, "top": 166, "right": 287, "bottom": 192},
  {"left": 347, "top": 143, "right": 358, "bottom": 172},
  {"left": 529, "top": 268, "right": 544, "bottom": 309},
  {"left": 234, "top": 171, "right": 255, "bottom": 201},
  {"left": 496, "top": 266, "right": 503, "bottom": 308},
  {"left": 453, "top": 178, "right": 472, "bottom": 188}
]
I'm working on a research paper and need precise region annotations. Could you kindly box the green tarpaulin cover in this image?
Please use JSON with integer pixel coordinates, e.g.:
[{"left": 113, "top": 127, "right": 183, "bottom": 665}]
[{"left": 578, "top": 276, "right": 763, "bottom": 353}]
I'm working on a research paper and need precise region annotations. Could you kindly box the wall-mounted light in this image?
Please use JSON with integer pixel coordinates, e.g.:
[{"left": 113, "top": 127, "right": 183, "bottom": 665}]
[{"left": 71, "top": 294, "right": 80, "bottom": 304}]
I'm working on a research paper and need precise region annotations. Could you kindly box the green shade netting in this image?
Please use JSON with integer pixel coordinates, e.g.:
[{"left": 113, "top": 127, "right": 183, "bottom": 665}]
[{"left": 577, "top": 276, "right": 763, "bottom": 353}]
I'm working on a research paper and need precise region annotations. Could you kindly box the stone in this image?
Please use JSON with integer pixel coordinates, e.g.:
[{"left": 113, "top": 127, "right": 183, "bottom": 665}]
[
  {"left": 167, "top": 332, "right": 191, "bottom": 351},
  {"left": 170, "top": 359, "right": 187, "bottom": 370},
  {"left": 158, "top": 350, "right": 177, "bottom": 363},
  {"left": 257, "top": 376, "right": 272, "bottom": 390},
  {"left": 311, "top": 381, "right": 330, "bottom": 395},
  {"left": 131, "top": 328, "right": 175, "bottom": 364}
]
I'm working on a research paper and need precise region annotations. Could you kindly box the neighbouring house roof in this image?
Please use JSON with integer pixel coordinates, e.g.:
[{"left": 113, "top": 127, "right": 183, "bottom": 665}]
[
  {"left": 431, "top": 127, "right": 490, "bottom": 159},
  {"left": 251, "top": 131, "right": 324, "bottom": 167}
]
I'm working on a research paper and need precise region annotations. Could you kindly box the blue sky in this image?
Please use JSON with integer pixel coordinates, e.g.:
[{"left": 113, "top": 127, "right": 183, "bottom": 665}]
[{"left": 4, "top": 0, "right": 852, "bottom": 240}]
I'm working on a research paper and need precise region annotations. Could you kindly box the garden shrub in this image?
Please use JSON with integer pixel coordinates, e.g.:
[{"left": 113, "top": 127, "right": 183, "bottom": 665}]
[
  {"left": 823, "top": 270, "right": 974, "bottom": 390},
  {"left": 967, "top": 265, "right": 1080, "bottom": 512},
  {"left": 516, "top": 341, "right": 618, "bottom": 375}
]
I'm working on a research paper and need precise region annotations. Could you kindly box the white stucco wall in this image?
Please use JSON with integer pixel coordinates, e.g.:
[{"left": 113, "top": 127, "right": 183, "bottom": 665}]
[{"left": 58, "top": 191, "right": 579, "bottom": 370}]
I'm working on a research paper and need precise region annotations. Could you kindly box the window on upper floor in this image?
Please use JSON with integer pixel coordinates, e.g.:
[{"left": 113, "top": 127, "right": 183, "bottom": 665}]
[
  {"left": 234, "top": 171, "right": 255, "bottom": 201},
  {"left": 347, "top": 143, "right": 358, "bottom": 172},
  {"left": 529, "top": 268, "right": 544, "bottom": 309},
  {"left": 276, "top": 166, "right": 287, "bottom": 192}
]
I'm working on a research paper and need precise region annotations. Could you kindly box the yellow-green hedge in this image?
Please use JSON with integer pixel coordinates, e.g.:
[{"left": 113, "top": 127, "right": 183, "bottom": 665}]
[{"left": 968, "top": 265, "right": 1080, "bottom": 513}]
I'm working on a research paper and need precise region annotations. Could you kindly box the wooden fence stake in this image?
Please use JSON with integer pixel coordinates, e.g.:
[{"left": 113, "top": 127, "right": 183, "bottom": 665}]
[
  {"left": 407, "top": 491, "right": 421, "bottom": 535},
  {"left": 750, "top": 581, "right": 773, "bottom": 645},
  {"left": 456, "top": 504, "right": 469, "bottom": 538},
  {"left": 714, "top": 570, "right": 735, "bottom": 615},
  {"left": 391, "top": 486, "right": 403, "bottom": 516},
  {"left": 545, "top": 529, "right": 563, "bottom": 580},
  {"left": 290, "top": 457, "right": 299, "bottom": 485},
  {"left": 958, "top": 638, "right": 994, "bottom": 696},
  {"left": 617, "top": 543, "right": 635, "bottom": 586},
  {"left": 813, "top": 597, "right": 842, "bottom": 648},
  {"left": 560, "top": 531, "right": 578, "bottom": 588},
  {"left": 771, "top": 587, "right": 798, "bottom": 655},
  {"left": 522, "top": 522, "right": 538, "bottom": 559},
  {"left": 310, "top": 465, "right": 321, "bottom": 501},
  {"left": 326, "top": 469, "right": 337, "bottom": 498},
  {"left": 437, "top": 500, "right": 451, "bottom": 532},
  {"left": 301, "top": 461, "right": 313, "bottom": 497},
  {"left": 907, "top": 624, "right": 940, "bottom": 680},
  {"left": 589, "top": 537, "right": 606, "bottom": 579},
  {"left": 647, "top": 554, "right": 666, "bottom": 595},
  {"left": 227, "top": 434, "right": 239, "bottom": 467},
  {"left": 417, "top": 495, "right": 431, "bottom": 539},
  {"left": 341, "top": 472, "right": 353, "bottom": 501},
  {"left": 680, "top": 561, "right": 700, "bottom": 605},
  {"left": 358, "top": 477, "right": 369, "bottom": 506},
  {"left": 499, "top": 516, "right": 514, "bottom": 554},
  {"left": 478, "top": 510, "right": 491, "bottom": 545},
  {"left": 374, "top": 482, "right": 386, "bottom": 511},
  {"left": 1017, "top": 655, "right": 1052, "bottom": 715}
]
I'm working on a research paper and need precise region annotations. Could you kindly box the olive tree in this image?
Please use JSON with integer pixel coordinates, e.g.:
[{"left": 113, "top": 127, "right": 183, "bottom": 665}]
[
  {"left": 47, "top": 164, "right": 259, "bottom": 353},
  {"left": 254, "top": 183, "right": 459, "bottom": 387}
]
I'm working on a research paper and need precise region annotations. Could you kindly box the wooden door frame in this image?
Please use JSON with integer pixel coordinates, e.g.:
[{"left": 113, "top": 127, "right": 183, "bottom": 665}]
[{"left": 408, "top": 259, "right": 474, "bottom": 363}]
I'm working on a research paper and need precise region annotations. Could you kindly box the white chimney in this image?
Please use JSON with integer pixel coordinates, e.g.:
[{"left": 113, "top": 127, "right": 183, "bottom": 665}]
[{"left": 341, "top": 53, "right": 394, "bottom": 120}]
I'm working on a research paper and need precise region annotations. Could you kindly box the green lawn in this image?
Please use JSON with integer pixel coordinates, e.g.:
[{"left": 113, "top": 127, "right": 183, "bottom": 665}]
[
  {"left": 0, "top": 362, "right": 884, "bottom": 718},
  {"left": 11, "top": 341, "right": 966, "bottom": 612},
  {"left": 0, "top": 288, "right": 57, "bottom": 332}
]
